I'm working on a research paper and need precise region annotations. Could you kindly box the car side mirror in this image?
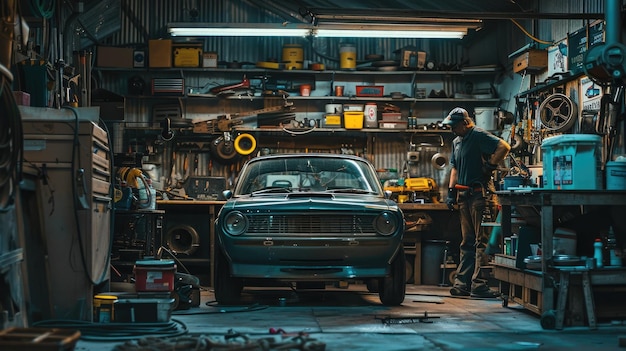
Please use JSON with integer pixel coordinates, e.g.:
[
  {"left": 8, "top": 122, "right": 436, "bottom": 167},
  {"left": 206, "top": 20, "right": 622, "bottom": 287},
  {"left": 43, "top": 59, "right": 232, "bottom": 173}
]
[
  {"left": 222, "top": 189, "right": 233, "bottom": 200},
  {"left": 384, "top": 190, "right": 393, "bottom": 200}
]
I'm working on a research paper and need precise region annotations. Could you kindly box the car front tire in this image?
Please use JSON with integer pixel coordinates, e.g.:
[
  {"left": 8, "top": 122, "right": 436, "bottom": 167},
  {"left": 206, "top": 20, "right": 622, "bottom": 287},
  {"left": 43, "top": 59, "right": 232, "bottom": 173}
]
[
  {"left": 379, "top": 249, "right": 406, "bottom": 306},
  {"left": 214, "top": 246, "right": 243, "bottom": 305}
]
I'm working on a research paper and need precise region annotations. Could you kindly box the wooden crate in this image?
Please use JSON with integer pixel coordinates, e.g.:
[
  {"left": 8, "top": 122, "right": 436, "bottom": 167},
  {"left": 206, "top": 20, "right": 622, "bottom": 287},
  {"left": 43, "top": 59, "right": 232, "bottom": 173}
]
[
  {"left": 0, "top": 327, "right": 81, "bottom": 351},
  {"left": 513, "top": 49, "right": 548, "bottom": 73}
]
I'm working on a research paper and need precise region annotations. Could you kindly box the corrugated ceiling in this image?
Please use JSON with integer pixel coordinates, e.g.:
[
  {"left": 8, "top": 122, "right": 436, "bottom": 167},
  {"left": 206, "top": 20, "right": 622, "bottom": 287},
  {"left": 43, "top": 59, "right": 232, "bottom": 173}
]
[{"left": 241, "top": 0, "right": 603, "bottom": 23}]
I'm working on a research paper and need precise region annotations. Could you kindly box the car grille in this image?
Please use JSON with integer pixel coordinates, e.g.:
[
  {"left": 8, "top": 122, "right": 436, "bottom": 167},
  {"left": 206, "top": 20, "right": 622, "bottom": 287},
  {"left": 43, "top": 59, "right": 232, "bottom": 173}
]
[{"left": 245, "top": 214, "right": 377, "bottom": 236}]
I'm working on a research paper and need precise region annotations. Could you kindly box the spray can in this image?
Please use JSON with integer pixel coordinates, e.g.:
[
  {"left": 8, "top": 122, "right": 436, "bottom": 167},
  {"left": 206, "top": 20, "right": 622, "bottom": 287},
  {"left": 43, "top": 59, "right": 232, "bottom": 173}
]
[{"left": 593, "top": 238, "right": 604, "bottom": 268}]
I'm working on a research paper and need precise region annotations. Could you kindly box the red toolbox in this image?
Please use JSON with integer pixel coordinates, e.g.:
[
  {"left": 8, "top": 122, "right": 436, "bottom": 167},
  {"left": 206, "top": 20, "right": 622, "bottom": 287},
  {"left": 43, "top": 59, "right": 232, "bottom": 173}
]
[{"left": 134, "top": 259, "right": 176, "bottom": 292}]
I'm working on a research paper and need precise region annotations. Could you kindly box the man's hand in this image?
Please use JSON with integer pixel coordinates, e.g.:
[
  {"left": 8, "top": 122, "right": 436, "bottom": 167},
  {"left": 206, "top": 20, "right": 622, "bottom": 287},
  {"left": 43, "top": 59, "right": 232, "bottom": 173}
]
[{"left": 446, "top": 187, "right": 458, "bottom": 210}]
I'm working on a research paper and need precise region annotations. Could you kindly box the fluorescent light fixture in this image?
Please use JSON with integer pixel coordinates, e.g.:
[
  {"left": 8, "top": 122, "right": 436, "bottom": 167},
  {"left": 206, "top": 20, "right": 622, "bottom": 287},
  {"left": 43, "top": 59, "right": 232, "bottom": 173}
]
[
  {"left": 169, "top": 26, "right": 310, "bottom": 37},
  {"left": 167, "top": 22, "right": 478, "bottom": 39},
  {"left": 316, "top": 29, "right": 466, "bottom": 39}
]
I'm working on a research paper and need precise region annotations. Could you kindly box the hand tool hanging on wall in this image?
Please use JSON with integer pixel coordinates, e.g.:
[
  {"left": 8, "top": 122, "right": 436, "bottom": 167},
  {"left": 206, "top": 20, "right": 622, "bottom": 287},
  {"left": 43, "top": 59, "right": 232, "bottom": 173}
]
[
  {"left": 209, "top": 75, "right": 250, "bottom": 95},
  {"left": 598, "top": 85, "right": 624, "bottom": 162},
  {"left": 192, "top": 101, "right": 294, "bottom": 134}
]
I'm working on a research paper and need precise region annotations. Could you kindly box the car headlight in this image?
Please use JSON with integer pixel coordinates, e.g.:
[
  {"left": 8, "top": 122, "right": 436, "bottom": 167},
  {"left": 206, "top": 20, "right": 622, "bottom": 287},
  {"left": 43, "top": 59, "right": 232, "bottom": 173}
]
[
  {"left": 223, "top": 211, "right": 248, "bottom": 236},
  {"left": 373, "top": 211, "right": 398, "bottom": 236}
]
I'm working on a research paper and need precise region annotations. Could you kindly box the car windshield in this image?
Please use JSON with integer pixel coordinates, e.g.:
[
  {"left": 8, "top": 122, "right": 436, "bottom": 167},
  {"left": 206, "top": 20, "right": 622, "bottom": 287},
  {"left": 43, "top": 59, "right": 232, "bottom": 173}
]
[{"left": 234, "top": 156, "right": 382, "bottom": 196}]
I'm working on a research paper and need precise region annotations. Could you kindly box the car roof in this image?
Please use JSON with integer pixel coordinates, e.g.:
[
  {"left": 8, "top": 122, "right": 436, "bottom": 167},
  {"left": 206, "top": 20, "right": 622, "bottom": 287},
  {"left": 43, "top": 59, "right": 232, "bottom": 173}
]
[{"left": 246, "top": 153, "right": 369, "bottom": 163}]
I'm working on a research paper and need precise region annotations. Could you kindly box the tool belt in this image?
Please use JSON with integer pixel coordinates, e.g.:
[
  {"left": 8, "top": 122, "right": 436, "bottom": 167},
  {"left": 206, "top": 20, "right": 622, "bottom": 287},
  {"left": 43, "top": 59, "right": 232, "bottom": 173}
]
[{"left": 455, "top": 183, "right": 487, "bottom": 198}]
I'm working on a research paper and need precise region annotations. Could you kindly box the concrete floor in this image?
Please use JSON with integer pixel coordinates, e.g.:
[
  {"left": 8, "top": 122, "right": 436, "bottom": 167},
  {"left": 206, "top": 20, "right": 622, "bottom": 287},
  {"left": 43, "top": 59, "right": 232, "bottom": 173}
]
[{"left": 72, "top": 284, "right": 626, "bottom": 351}]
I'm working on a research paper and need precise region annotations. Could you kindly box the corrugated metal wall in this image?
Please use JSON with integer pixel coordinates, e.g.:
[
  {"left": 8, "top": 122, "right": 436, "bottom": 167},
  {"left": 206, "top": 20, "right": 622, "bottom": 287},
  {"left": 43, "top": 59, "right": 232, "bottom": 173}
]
[
  {"left": 78, "top": 0, "right": 609, "bottom": 191},
  {"left": 84, "top": 0, "right": 468, "bottom": 188},
  {"left": 536, "top": 0, "right": 605, "bottom": 42}
]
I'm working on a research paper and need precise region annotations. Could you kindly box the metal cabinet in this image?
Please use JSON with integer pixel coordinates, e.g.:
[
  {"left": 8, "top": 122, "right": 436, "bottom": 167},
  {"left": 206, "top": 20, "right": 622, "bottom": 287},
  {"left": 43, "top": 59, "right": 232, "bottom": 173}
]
[{"left": 22, "top": 111, "right": 112, "bottom": 321}]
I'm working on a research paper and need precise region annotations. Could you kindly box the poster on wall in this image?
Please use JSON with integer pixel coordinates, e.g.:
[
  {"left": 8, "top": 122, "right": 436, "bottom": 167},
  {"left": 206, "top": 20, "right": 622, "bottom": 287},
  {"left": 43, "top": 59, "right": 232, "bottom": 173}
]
[
  {"left": 580, "top": 75, "right": 603, "bottom": 133},
  {"left": 568, "top": 27, "right": 588, "bottom": 74},
  {"left": 580, "top": 76, "right": 603, "bottom": 111},
  {"left": 547, "top": 39, "right": 568, "bottom": 77},
  {"left": 589, "top": 20, "right": 605, "bottom": 48}
]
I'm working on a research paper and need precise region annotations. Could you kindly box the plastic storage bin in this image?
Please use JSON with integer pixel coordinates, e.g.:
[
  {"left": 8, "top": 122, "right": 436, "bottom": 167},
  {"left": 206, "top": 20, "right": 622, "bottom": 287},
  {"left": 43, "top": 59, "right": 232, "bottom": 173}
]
[
  {"left": 541, "top": 134, "right": 602, "bottom": 190},
  {"left": 134, "top": 259, "right": 176, "bottom": 292},
  {"left": 343, "top": 111, "right": 364, "bottom": 129},
  {"left": 606, "top": 160, "right": 626, "bottom": 190},
  {"left": 114, "top": 298, "right": 175, "bottom": 323}
]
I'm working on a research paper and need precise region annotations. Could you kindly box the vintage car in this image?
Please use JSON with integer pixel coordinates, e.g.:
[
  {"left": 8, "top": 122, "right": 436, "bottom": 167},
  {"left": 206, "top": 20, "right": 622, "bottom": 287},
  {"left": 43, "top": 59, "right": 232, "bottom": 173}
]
[{"left": 214, "top": 153, "right": 406, "bottom": 305}]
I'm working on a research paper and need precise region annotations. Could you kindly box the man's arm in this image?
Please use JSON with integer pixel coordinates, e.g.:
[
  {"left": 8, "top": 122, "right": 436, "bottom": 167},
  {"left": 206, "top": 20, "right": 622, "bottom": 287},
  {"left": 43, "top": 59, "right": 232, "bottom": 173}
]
[
  {"left": 487, "top": 139, "right": 511, "bottom": 166},
  {"left": 448, "top": 167, "right": 458, "bottom": 188}
]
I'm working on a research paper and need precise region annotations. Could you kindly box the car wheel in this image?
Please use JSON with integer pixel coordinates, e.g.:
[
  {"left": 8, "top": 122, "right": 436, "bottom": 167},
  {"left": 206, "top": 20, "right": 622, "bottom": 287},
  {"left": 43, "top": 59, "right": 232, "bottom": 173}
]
[
  {"left": 366, "top": 278, "right": 380, "bottom": 293},
  {"left": 214, "top": 247, "right": 243, "bottom": 305},
  {"left": 379, "top": 249, "right": 406, "bottom": 306}
]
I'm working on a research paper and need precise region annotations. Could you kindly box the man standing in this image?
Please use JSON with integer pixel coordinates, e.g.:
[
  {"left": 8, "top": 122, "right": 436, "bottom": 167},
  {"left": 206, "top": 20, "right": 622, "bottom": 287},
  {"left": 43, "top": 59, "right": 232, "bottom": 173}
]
[{"left": 444, "top": 107, "right": 511, "bottom": 298}]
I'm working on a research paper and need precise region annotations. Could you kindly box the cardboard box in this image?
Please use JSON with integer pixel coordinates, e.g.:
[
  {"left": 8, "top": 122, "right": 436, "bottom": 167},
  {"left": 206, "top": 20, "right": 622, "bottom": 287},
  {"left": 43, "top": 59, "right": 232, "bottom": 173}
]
[
  {"left": 203, "top": 52, "right": 218, "bottom": 68},
  {"left": 97, "top": 46, "right": 134, "bottom": 68},
  {"left": 149, "top": 39, "right": 172, "bottom": 68},
  {"left": 13, "top": 91, "right": 30, "bottom": 106},
  {"left": 513, "top": 49, "right": 548, "bottom": 73}
]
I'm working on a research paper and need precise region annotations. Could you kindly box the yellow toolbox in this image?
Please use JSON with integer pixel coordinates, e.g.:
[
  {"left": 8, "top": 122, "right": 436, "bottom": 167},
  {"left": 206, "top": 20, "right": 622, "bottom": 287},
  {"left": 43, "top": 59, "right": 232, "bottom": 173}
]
[
  {"left": 174, "top": 47, "right": 202, "bottom": 67},
  {"left": 324, "top": 114, "right": 342, "bottom": 128}
]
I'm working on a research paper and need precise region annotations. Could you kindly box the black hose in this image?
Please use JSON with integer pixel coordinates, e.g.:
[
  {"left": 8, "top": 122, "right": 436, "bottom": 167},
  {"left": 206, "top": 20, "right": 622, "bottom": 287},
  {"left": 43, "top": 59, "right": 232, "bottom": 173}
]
[{"left": 32, "top": 318, "right": 189, "bottom": 341}]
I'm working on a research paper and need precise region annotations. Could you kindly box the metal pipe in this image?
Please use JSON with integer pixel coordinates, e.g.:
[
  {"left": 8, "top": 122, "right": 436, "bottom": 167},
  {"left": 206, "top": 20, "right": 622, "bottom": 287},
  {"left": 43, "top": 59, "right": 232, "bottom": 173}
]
[
  {"left": 605, "top": 0, "right": 621, "bottom": 45},
  {"left": 311, "top": 9, "right": 604, "bottom": 21},
  {"left": 0, "top": 0, "right": 16, "bottom": 70}
]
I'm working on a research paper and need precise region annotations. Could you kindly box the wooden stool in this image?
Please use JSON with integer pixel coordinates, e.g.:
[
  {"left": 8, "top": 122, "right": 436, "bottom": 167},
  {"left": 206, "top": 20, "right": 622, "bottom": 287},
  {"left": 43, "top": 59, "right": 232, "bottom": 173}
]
[{"left": 555, "top": 268, "right": 597, "bottom": 330}]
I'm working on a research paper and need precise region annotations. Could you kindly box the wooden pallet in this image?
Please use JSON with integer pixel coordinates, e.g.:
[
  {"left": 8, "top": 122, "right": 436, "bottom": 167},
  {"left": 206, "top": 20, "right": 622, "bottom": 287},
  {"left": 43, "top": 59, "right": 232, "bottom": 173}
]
[{"left": 0, "top": 327, "right": 81, "bottom": 351}]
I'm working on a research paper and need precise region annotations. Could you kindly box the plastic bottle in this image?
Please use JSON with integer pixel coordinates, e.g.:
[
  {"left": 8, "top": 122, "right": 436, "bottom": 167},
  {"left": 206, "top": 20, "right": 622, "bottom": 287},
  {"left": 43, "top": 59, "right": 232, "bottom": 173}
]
[
  {"left": 607, "top": 226, "right": 622, "bottom": 266},
  {"left": 146, "top": 178, "right": 157, "bottom": 210},
  {"left": 593, "top": 238, "right": 604, "bottom": 268}
]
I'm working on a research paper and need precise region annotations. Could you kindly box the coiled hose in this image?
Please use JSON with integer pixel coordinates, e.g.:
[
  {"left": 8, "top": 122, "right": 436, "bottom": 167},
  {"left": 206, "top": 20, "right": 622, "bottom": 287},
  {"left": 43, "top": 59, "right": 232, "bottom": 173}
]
[{"left": 0, "top": 64, "right": 22, "bottom": 211}]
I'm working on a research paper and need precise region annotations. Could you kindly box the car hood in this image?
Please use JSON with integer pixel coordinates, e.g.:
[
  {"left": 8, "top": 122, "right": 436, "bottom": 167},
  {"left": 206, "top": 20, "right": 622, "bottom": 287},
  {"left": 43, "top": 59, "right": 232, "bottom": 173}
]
[{"left": 221, "top": 193, "right": 399, "bottom": 212}]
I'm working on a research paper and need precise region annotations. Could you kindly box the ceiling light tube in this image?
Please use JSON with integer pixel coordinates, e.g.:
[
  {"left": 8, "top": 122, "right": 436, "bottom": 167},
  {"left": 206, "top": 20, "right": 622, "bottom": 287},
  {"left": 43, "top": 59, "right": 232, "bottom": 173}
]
[
  {"left": 168, "top": 23, "right": 312, "bottom": 37},
  {"left": 315, "top": 29, "right": 466, "bottom": 39},
  {"left": 168, "top": 22, "right": 474, "bottom": 39},
  {"left": 169, "top": 27, "right": 310, "bottom": 37}
]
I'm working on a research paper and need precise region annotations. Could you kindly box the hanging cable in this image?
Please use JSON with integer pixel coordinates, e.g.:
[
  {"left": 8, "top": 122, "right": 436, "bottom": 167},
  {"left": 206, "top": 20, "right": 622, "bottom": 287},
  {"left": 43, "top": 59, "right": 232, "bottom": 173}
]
[
  {"left": 510, "top": 19, "right": 553, "bottom": 45},
  {"left": 27, "top": 0, "right": 55, "bottom": 19}
]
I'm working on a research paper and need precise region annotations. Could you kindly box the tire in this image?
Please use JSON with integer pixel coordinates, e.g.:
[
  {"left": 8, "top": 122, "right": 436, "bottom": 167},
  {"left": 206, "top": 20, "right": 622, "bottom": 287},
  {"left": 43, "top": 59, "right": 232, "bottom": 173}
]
[
  {"left": 379, "top": 249, "right": 406, "bottom": 306},
  {"left": 540, "top": 310, "right": 557, "bottom": 330},
  {"left": 213, "top": 247, "right": 243, "bottom": 305},
  {"left": 366, "top": 279, "right": 380, "bottom": 293}
]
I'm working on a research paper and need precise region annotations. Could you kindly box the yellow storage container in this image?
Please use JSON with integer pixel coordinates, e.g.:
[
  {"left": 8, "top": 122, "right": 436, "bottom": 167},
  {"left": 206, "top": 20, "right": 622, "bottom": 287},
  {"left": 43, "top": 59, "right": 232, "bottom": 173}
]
[
  {"left": 343, "top": 111, "right": 364, "bottom": 129},
  {"left": 174, "top": 47, "right": 202, "bottom": 67},
  {"left": 324, "top": 114, "right": 342, "bottom": 127}
]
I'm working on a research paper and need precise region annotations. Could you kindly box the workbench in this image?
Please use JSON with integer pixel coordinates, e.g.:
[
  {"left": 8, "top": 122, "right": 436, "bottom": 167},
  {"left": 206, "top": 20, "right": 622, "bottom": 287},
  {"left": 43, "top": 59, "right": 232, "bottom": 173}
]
[
  {"left": 495, "top": 189, "right": 626, "bottom": 328},
  {"left": 399, "top": 203, "right": 455, "bottom": 285}
]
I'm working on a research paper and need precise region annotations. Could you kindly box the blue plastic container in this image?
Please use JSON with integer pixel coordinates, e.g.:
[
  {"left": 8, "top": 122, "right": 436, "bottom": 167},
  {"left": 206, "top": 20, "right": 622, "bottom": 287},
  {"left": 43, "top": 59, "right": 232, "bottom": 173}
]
[{"left": 541, "top": 134, "right": 602, "bottom": 190}]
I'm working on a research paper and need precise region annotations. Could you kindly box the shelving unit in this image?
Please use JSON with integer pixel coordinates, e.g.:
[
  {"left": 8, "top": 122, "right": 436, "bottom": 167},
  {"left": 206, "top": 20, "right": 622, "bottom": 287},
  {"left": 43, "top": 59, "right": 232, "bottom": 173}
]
[{"left": 96, "top": 67, "right": 500, "bottom": 112}]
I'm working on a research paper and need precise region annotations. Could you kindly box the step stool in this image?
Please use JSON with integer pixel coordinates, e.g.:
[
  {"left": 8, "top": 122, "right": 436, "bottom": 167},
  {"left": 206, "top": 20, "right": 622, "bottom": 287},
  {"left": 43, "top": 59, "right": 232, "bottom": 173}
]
[{"left": 555, "top": 268, "right": 596, "bottom": 330}]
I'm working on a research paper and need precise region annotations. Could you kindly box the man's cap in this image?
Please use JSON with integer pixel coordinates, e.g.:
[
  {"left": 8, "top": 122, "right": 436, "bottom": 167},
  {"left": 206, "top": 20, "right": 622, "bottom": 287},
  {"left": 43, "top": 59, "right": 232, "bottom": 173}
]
[{"left": 442, "top": 107, "right": 469, "bottom": 125}]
